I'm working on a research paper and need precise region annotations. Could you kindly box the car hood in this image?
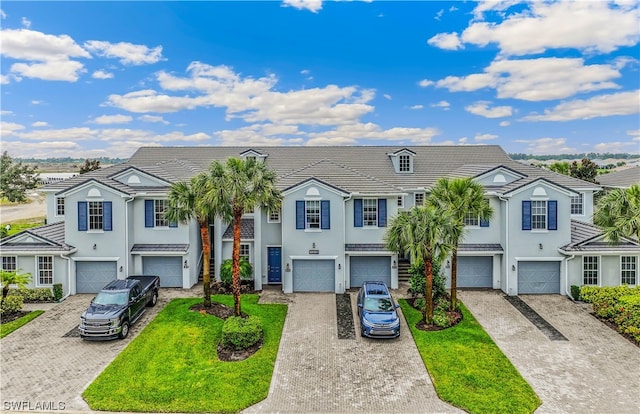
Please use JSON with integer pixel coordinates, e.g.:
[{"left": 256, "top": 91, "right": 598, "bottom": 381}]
[
  {"left": 82, "top": 303, "right": 125, "bottom": 320},
  {"left": 362, "top": 311, "right": 398, "bottom": 325}
]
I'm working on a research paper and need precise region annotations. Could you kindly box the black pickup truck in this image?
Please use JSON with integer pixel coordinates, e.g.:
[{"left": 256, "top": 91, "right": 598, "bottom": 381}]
[{"left": 79, "top": 275, "right": 160, "bottom": 340}]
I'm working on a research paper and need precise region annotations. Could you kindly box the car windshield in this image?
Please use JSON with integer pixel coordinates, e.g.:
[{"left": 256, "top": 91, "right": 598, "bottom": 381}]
[
  {"left": 364, "top": 297, "right": 394, "bottom": 312},
  {"left": 93, "top": 291, "right": 128, "bottom": 306}
]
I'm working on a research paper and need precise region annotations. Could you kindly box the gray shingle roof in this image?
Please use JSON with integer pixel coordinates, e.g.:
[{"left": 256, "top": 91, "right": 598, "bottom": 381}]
[
  {"left": 130, "top": 244, "right": 189, "bottom": 253},
  {"left": 596, "top": 166, "right": 640, "bottom": 188},
  {"left": 0, "top": 221, "right": 74, "bottom": 252},
  {"left": 561, "top": 220, "right": 640, "bottom": 253},
  {"left": 459, "top": 243, "right": 504, "bottom": 252},
  {"left": 222, "top": 219, "right": 254, "bottom": 240}
]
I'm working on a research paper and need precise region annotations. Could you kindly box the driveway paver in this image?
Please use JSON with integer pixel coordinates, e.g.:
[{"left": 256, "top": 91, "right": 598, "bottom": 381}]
[
  {"left": 244, "top": 292, "right": 463, "bottom": 414},
  {"left": 459, "top": 290, "right": 640, "bottom": 414},
  {"left": 0, "top": 287, "right": 199, "bottom": 412}
]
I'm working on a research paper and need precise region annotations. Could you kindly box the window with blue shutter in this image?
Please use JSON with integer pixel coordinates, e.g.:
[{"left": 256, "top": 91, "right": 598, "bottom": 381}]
[
  {"left": 296, "top": 201, "right": 304, "bottom": 230},
  {"left": 321, "top": 200, "right": 330, "bottom": 229},
  {"left": 548, "top": 200, "right": 557, "bottom": 231},
  {"left": 103, "top": 202, "right": 112, "bottom": 231},
  {"left": 378, "top": 199, "right": 387, "bottom": 227},
  {"left": 522, "top": 201, "right": 532, "bottom": 230},
  {"left": 480, "top": 218, "right": 490, "bottom": 227},
  {"left": 354, "top": 199, "right": 363, "bottom": 227},
  {"left": 145, "top": 200, "right": 154, "bottom": 228},
  {"left": 78, "top": 201, "right": 87, "bottom": 231}
]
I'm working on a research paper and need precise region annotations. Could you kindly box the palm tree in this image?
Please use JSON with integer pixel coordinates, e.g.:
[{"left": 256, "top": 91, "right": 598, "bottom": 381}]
[
  {"left": 385, "top": 205, "right": 454, "bottom": 324},
  {"left": 594, "top": 184, "right": 640, "bottom": 243},
  {"left": 429, "top": 177, "right": 493, "bottom": 310},
  {"left": 1, "top": 269, "right": 31, "bottom": 305},
  {"left": 203, "top": 158, "right": 281, "bottom": 316},
  {"left": 166, "top": 173, "right": 214, "bottom": 307}
]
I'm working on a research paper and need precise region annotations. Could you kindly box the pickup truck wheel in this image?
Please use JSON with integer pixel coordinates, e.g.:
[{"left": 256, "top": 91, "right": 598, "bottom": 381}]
[
  {"left": 148, "top": 291, "right": 158, "bottom": 307},
  {"left": 119, "top": 321, "right": 130, "bottom": 339}
]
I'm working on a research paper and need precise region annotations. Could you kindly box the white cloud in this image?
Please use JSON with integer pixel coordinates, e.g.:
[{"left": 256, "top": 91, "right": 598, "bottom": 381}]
[
  {"left": 435, "top": 9, "right": 443, "bottom": 20},
  {"left": 499, "top": 121, "right": 510, "bottom": 127},
  {"left": 593, "top": 141, "right": 639, "bottom": 154},
  {"left": 21, "top": 17, "right": 31, "bottom": 28},
  {"left": 92, "top": 69, "right": 114, "bottom": 79},
  {"left": 282, "top": 0, "right": 322, "bottom": 13},
  {"left": 84, "top": 40, "right": 163, "bottom": 65},
  {"left": 9, "top": 127, "right": 98, "bottom": 141},
  {"left": 11, "top": 58, "right": 86, "bottom": 81},
  {"left": 472, "top": 0, "right": 521, "bottom": 18},
  {"left": 435, "top": 57, "right": 622, "bottom": 101},
  {"left": 430, "top": 101, "right": 450, "bottom": 109},
  {"left": 514, "top": 137, "right": 576, "bottom": 155},
  {"left": 474, "top": 133, "right": 498, "bottom": 142},
  {"left": 427, "top": 32, "right": 463, "bottom": 50},
  {"left": 418, "top": 79, "right": 434, "bottom": 87},
  {"left": 465, "top": 101, "right": 512, "bottom": 118},
  {"left": 0, "top": 121, "right": 25, "bottom": 137},
  {"left": 138, "top": 115, "right": 169, "bottom": 124},
  {"left": 627, "top": 129, "right": 640, "bottom": 138},
  {"left": 0, "top": 110, "right": 13, "bottom": 116},
  {"left": 383, "top": 94, "right": 392, "bottom": 100},
  {"left": 410, "top": 105, "right": 423, "bottom": 110},
  {"left": 31, "top": 121, "right": 48, "bottom": 127},
  {"left": 458, "top": 137, "right": 468, "bottom": 144},
  {"left": 1, "top": 10, "right": 6, "bottom": 19},
  {"left": 522, "top": 90, "right": 639, "bottom": 121},
  {"left": 464, "top": 1, "right": 640, "bottom": 56},
  {"left": 91, "top": 114, "right": 133, "bottom": 125},
  {"left": 306, "top": 123, "right": 440, "bottom": 145},
  {"left": 31, "top": 100, "right": 43, "bottom": 105}
]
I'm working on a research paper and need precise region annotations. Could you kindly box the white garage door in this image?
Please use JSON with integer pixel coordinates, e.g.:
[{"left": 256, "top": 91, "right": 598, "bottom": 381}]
[
  {"left": 143, "top": 256, "right": 183, "bottom": 287},
  {"left": 293, "top": 259, "right": 335, "bottom": 292},
  {"left": 457, "top": 256, "right": 493, "bottom": 288},
  {"left": 350, "top": 256, "right": 391, "bottom": 289},
  {"left": 76, "top": 261, "right": 117, "bottom": 293},
  {"left": 518, "top": 261, "right": 560, "bottom": 294}
]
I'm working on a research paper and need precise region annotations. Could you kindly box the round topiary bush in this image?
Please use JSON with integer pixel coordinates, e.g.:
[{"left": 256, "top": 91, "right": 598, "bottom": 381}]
[{"left": 221, "top": 315, "right": 263, "bottom": 351}]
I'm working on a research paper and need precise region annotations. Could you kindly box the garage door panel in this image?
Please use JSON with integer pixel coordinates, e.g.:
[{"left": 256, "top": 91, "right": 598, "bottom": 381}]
[
  {"left": 457, "top": 256, "right": 493, "bottom": 288},
  {"left": 293, "top": 259, "right": 334, "bottom": 292},
  {"left": 143, "top": 256, "right": 182, "bottom": 287},
  {"left": 76, "top": 261, "right": 117, "bottom": 293},
  {"left": 518, "top": 261, "right": 560, "bottom": 294},
  {"left": 350, "top": 256, "right": 391, "bottom": 289}
]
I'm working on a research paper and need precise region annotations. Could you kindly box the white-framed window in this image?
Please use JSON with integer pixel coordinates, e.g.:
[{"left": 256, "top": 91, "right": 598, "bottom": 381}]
[
  {"left": 268, "top": 210, "right": 280, "bottom": 223},
  {"left": 1, "top": 256, "right": 17, "bottom": 272},
  {"left": 363, "top": 199, "right": 378, "bottom": 227},
  {"left": 397, "top": 196, "right": 403, "bottom": 208},
  {"left": 463, "top": 211, "right": 479, "bottom": 227},
  {"left": 621, "top": 256, "right": 637, "bottom": 285},
  {"left": 414, "top": 192, "right": 424, "bottom": 206},
  {"left": 56, "top": 197, "right": 65, "bottom": 216},
  {"left": 583, "top": 256, "right": 599, "bottom": 285},
  {"left": 240, "top": 244, "right": 250, "bottom": 262},
  {"left": 155, "top": 199, "right": 169, "bottom": 227},
  {"left": 88, "top": 201, "right": 104, "bottom": 230},
  {"left": 531, "top": 200, "right": 547, "bottom": 230},
  {"left": 305, "top": 200, "right": 320, "bottom": 229},
  {"left": 245, "top": 155, "right": 257, "bottom": 162},
  {"left": 571, "top": 193, "right": 584, "bottom": 215},
  {"left": 399, "top": 154, "right": 411, "bottom": 172},
  {"left": 37, "top": 256, "right": 53, "bottom": 285}
]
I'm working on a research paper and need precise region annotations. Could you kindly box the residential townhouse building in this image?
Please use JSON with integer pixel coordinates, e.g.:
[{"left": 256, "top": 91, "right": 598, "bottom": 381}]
[{"left": 1, "top": 145, "right": 638, "bottom": 298}]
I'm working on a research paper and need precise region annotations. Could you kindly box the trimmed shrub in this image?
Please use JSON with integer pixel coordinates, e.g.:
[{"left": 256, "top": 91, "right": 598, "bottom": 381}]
[
  {"left": 219, "top": 259, "right": 253, "bottom": 287},
  {"left": 614, "top": 295, "right": 640, "bottom": 343},
  {"left": 408, "top": 261, "right": 445, "bottom": 300},
  {"left": 1, "top": 295, "right": 24, "bottom": 315},
  {"left": 53, "top": 283, "right": 63, "bottom": 301},
  {"left": 580, "top": 285, "right": 639, "bottom": 319},
  {"left": 8, "top": 287, "right": 55, "bottom": 303},
  {"left": 221, "top": 315, "right": 263, "bottom": 351},
  {"left": 570, "top": 285, "right": 581, "bottom": 301}
]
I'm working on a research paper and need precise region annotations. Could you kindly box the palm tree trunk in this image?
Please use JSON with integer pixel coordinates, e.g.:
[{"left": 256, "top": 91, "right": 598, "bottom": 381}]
[
  {"left": 425, "top": 259, "right": 434, "bottom": 324},
  {"left": 200, "top": 225, "right": 212, "bottom": 308},
  {"left": 450, "top": 247, "right": 458, "bottom": 310},
  {"left": 232, "top": 209, "right": 243, "bottom": 316}
]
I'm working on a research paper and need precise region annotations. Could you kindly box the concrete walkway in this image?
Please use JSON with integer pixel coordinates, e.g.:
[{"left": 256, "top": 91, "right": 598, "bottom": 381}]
[
  {"left": 459, "top": 290, "right": 640, "bottom": 414},
  {"left": 244, "top": 292, "right": 463, "bottom": 413}
]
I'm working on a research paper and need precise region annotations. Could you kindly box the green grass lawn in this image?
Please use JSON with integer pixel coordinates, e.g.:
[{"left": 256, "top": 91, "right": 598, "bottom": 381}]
[
  {"left": 400, "top": 300, "right": 541, "bottom": 414},
  {"left": 0, "top": 310, "right": 44, "bottom": 338},
  {"left": 1, "top": 217, "right": 46, "bottom": 236},
  {"left": 83, "top": 294, "right": 287, "bottom": 413}
]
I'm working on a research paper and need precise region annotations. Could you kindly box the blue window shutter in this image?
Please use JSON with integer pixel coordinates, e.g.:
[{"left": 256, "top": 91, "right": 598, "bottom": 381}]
[
  {"left": 78, "top": 201, "right": 87, "bottom": 231},
  {"left": 321, "top": 200, "right": 330, "bottom": 229},
  {"left": 296, "top": 201, "right": 304, "bottom": 230},
  {"left": 548, "top": 200, "right": 557, "bottom": 231},
  {"left": 522, "top": 201, "right": 532, "bottom": 230},
  {"left": 480, "top": 217, "right": 490, "bottom": 227},
  {"left": 145, "top": 200, "right": 154, "bottom": 228},
  {"left": 354, "top": 199, "right": 363, "bottom": 227},
  {"left": 378, "top": 199, "right": 387, "bottom": 227},
  {"left": 103, "top": 202, "right": 112, "bottom": 231}
]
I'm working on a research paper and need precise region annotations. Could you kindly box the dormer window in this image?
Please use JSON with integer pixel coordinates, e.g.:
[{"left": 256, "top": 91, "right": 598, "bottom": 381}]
[
  {"left": 389, "top": 148, "right": 415, "bottom": 173},
  {"left": 240, "top": 149, "right": 267, "bottom": 163},
  {"left": 399, "top": 155, "right": 411, "bottom": 172}
]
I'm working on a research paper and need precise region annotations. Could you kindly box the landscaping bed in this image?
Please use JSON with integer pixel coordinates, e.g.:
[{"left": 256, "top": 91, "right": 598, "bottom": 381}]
[
  {"left": 579, "top": 285, "right": 640, "bottom": 346},
  {"left": 83, "top": 294, "right": 287, "bottom": 413}
]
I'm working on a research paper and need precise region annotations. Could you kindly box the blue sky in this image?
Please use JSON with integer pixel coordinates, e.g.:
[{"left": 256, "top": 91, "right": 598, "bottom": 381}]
[{"left": 1, "top": 1, "right": 639, "bottom": 159}]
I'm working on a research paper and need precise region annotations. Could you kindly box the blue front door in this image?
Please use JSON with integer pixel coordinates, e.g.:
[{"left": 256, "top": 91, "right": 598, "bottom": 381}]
[{"left": 267, "top": 247, "right": 282, "bottom": 283}]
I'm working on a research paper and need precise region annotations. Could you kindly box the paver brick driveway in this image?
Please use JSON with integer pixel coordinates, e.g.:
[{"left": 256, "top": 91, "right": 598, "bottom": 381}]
[
  {"left": 459, "top": 291, "right": 640, "bottom": 414},
  {"left": 0, "top": 288, "right": 198, "bottom": 412}
]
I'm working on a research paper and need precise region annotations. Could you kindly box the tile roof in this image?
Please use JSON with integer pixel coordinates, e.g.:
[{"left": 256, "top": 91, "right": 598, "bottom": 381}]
[
  {"left": 222, "top": 219, "right": 255, "bottom": 240},
  {"left": 345, "top": 244, "right": 388, "bottom": 251},
  {"left": 130, "top": 244, "right": 189, "bottom": 253},
  {"left": 459, "top": 243, "right": 504, "bottom": 252},
  {"left": 560, "top": 220, "right": 640, "bottom": 253},
  {"left": 0, "top": 221, "right": 74, "bottom": 252},
  {"left": 596, "top": 166, "right": 640, "bottom": 188}
]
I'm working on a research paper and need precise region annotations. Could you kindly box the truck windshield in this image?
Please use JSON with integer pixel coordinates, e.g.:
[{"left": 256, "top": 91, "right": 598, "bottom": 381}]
[{"left": 93, "top": 291, "right": 128, "bottom": 306}]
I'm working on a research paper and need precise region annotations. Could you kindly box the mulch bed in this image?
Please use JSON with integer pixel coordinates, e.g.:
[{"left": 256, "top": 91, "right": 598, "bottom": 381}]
[
  {"left": 589, "top": 312, "right": 639, "bottom": 348},
  {"left": 406, "top": 297, "right": 463, "bottom": 331},
  {"left": 0, "top": 311, "right": 29, "bottom": 324}
]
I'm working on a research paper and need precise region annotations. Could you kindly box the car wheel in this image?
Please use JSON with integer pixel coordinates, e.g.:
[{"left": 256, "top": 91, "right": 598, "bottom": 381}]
[
  {"left": 148, "top": 291, "right": 158, "bottom": 307},
  {"left": 119, "top": 321, "right": 130, "bottom": 339}
]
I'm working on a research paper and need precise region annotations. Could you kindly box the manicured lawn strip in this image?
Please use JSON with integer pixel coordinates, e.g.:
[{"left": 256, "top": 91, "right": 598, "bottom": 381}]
[
  {"left": 0, "top": 310, "right": 44, "bottom": 338},
  {"left": 83, "top": 294, "right": 287, "bottom": 413},
  {"left": 400, "top": 300, "right": 540, "bottom": 414}
]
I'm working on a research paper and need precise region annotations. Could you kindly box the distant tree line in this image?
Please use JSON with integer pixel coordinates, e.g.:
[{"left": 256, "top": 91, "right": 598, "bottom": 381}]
[
  {"left": 17, "top": 157, "right": 126, "bottom": 164},
  {"left": 509, "top": 153, "right": 639, "bottom": 161}
]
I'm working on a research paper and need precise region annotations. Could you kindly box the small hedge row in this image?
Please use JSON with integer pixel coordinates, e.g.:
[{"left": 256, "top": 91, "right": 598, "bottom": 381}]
[
  {"left": 7, "top": 286, "right": 55, "bottom": 302},
  {"left": 1, "top": 295, "right": 24, "bottom": 315},
  {"left": 579, "top": 285, "right": 640, "bottom": 344},
  {"left": 221, "top": 315, "right": 263, "bottom": 351}
]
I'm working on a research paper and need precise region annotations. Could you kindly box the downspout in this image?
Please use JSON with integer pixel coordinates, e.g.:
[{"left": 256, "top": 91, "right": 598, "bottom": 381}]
[
  {"left": 563, "top": 251, "right": 576, "bottom": 299},
  {"left": 60, "top": 247, "right": 78, "bottom": 301},
  {"left": 124, "top": 196, "right": 134, "bottom": 276},
  {"left": 498, "top": 195, "right": 510, "bottom": 295},
  {"left": 342, "top": 193, "right": 353, "bottom": 292}
]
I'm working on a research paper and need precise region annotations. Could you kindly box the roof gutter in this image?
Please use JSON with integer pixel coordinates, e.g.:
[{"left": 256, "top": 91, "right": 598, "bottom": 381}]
[{"left": 60, "top": 247, "right": 78, "bottom": 300}]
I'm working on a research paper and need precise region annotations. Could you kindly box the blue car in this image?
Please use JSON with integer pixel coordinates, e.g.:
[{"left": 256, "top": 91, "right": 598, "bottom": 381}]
[{"left": 356, "top": 281, "right": 400, "bottom": 338}]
